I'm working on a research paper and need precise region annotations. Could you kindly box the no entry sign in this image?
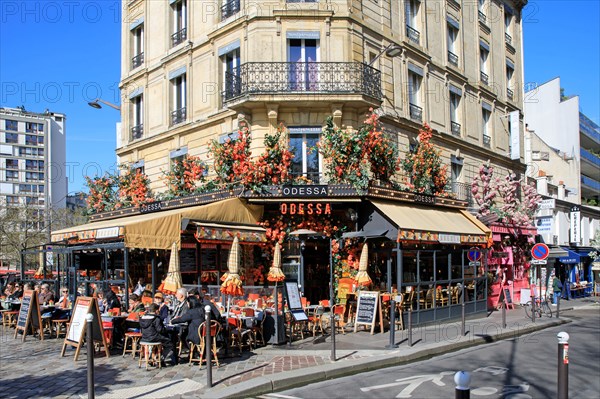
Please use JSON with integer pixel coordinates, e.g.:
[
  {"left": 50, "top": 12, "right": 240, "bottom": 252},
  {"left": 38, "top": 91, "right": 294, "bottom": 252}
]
[{"left": 531, "top": 243, "right": 550, "bottom": 260}]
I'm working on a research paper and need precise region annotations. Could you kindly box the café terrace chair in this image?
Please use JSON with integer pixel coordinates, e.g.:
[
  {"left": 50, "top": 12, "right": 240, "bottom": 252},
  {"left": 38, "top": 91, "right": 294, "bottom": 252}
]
[
  {"left": 402, "top": 290, "right": 415, "bottom": 312},
  {"left": 138, "top": 341, "right": 162, "bottom": 370},
  {"left": 190, "top": 320, "right": 220, "bottom": 368},
  {"left": 331, "top": 304, "right": 346, "bottom": 335},
  {"left": 308, "top": 306, "right": 325, "bottom": 337},
  {"left": 436, "top": 288, "right": 449, "bottom": 307},
  {"left": 419, "top": 288, "right": 435, "bottom": 309}
]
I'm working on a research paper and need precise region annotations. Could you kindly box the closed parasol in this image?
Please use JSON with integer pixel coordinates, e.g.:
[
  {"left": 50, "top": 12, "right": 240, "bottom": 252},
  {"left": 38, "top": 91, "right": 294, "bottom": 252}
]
[
  {"left": 221, "top": 236, "right": 244, "bottom": 296},
  {"left": 160, "top": 242, "right": 183, "bottom": 294},
  {"left": 267, "top": 242, "right": 285, "bottom": 282},
  {"left": 33, "top": 249, "right": 52, "bottom": 279},
  {"left": 354, "top": 243, "right": 372, "bottom": 287}
]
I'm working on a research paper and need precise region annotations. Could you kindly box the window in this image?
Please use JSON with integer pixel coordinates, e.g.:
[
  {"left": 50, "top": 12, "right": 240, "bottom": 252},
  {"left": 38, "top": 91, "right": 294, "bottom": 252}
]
[
  {"left": 37, "top": 135, "right": 44, "bottom": 145},
  {"left": 25, "top": 122, "right": 43, "bottom": 133},
  {"left": 504, "top": 11, "right": 513, "bottom": 44},
  {"left": 131, "top": 24, "right": 144, "bottom": 69},
  {"left": 131, "top": 94, "right": 143, "bottom": 140},
  {"left": 482, "top": 105, "right": 491, "bottom": 146},
  {"left": 5, "top": 132, "right": 18, "bottom": 143},
  {"left": 221, "top": 0, "right": 240, "bottom": 20},
  {"left": 447, "top": 24, "right": 459, "bottom": 66},
  {"left": 405, "top": 0, "right": 420, "bottom": 44},
  {"left": 288, "top": 39, "right": 319, "bottom": 91},
  {"left": 25, "top": 135, "right": 37, "bottom": 145},
  {"left": 6, "top": 196, "right": 19, "bottom": 205},
  {"left": 506, "top": 62, "right": 514, "bottom": 100},
  {"left": 6, "top": 170, "right": 18, "bottom": 181},
  {"left": 170, "top": 74, "right": 186, "bottom": 126},
  {"left": 449, "top": 90, "right": 461, "bottom": 135},
  {"left": 408, "top": 70, "right": 422, "bottom": 121},
  {"left": 170, "top": 148, "right": 187, "bottom": 171},
  {"left": 5, "top": 120, "right": 18, "bottom": 131},
  {"left": 171, "top": 0, "right": 187, "bottom": 47},
  {"left": 222, "top": 48, "right": 241, "bottom": 100},
  {"left": 289, "top": 128, "right": 322, "bottom": 183},
  {"left": 6, "top": 159, "right": 18, "bottom": 169},
  {"left": 480, "top": 44, "right": 489, "bottom": 85},
  {"left": 478, "top": 0, "right": 487, "bottom": 23}
]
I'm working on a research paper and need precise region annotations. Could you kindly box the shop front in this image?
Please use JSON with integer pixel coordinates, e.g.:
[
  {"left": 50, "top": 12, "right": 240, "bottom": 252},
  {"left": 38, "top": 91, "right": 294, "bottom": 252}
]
[{"left": 557, "top": 247, "right": 594, "bottom": 298}]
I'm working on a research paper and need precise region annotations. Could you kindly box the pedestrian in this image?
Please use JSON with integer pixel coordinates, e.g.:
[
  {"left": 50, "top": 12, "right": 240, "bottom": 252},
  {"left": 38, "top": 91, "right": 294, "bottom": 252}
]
[{"left": 552, "top": 274, "right": 562, "bottom": 305}]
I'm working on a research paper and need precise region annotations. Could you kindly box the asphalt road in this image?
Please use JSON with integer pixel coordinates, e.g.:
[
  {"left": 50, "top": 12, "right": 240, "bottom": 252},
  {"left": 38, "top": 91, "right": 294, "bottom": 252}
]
[{"left": 260, "top": 307, "right": 600, "bottom": 399}]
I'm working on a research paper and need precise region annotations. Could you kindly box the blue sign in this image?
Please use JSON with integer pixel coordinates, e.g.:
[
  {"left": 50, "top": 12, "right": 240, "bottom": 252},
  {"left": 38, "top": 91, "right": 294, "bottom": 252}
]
[
  {"left": 467, "top": 248, "right": 482, "bottom": 262},
  {"left": 531, "top": 243, "right": 549, "bottom": 260}
]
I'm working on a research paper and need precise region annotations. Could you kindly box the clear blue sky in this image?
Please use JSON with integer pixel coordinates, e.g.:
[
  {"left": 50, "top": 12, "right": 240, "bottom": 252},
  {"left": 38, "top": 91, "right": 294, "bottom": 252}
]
[{"left": 1, "top": 1, "right": 599, "bottom": 193}]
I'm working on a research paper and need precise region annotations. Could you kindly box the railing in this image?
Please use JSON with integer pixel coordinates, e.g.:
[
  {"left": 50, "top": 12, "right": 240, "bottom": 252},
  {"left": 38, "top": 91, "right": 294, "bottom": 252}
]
[
  {"left": 448, "top": 51, "right": 459, "bottom": 66},
  {"left": 483, "top": 134, "right": 491, "bottom": 147},
  {"left": 131, "top": 52, "right": 144, "bottom": 69},
  {"left": 222, "top": 62, "right": 382, "bottom": 102},
  {"left": 221, "top": 0, "right": 240, "bottom": 20},
  {"left": 505, "top": 33, "right": 512, "bottom": 45},
  {"left": 480, "top": 71, "right": 489, "bottom": 85},
  {"left": 507, "top": 88, "right": 514, "bottom": 101},
  {"left": 451, "top": 181, "right": 473, "bottom": 205},
  {"left": 131, "top": 124, "right": 143, "bottom": 140},
  {"left": 409, "top": 103, "right": 423, "bottom": 122},
  {"left": 451, "top": 121, "right": 461, "bottom": 136},
  {"left": 406, "top": 25, "right": 420, "bottom": 44},
  {"left": 171, "top": 27, "right": 187, "bottom": 47},
  {"left": 171, "top": 107, "right": 186, "bottom": 126},
  {"left": 478, "top": 11, "right": 487, "bottom": 25}
]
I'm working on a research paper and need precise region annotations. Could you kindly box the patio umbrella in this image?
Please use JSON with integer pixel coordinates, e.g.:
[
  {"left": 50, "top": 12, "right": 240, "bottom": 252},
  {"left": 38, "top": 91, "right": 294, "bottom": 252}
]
[
  {"left": 33, "top": 249, "right": 52, "bottom": 279},
  {"left": 160, "top": 242, "right": 183, "bottom": 295},
  {"left": 267, "top": 242, "right": 285, "bottom": 282},
  {"left": 354, "top": 243, "right": 372, "bottom": 287},
  {"left": 220, "top": 236, "right": 244, "bottom": 297}
]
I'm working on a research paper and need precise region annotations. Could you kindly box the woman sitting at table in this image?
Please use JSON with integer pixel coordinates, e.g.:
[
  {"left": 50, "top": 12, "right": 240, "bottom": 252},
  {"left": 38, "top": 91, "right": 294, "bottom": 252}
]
[
  {"left": 103, "top": 289, "right": 121, "bottom": 313},
  {"left": 52, "top": 287, "right": 72, "bottom": 320},
  {"left": 8, "top": 283, "right": 23, "bottom": 300},
  {"left": 3, "top": 282, "right": 16, "bottom": 298},
  {"left": 153, "top": 292, "right": 169, "bottom": 324},
  {"left": 38, "top": 283, "right": 55, "bottom": 305},
  {"left": 140, "top": 303, "right": 178, "bottom": 366},
  {"left": 128, "top": 294, "right": 146, "bottom": 314}
]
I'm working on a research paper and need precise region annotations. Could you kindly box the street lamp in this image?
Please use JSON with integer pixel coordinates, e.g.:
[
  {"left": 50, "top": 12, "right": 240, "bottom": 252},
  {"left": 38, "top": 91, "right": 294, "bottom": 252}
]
[
  {"left": 88, "top": 98, "right": 121, "bottom": 111},
  {"left": 368, "top": 43, "right": 403, "bottom": 66}
]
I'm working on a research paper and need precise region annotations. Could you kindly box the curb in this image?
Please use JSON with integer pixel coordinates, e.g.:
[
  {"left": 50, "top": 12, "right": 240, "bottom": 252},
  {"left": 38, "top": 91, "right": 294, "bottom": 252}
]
[{"left": 204, "top": 317, "right": 569, "bottom": 398}]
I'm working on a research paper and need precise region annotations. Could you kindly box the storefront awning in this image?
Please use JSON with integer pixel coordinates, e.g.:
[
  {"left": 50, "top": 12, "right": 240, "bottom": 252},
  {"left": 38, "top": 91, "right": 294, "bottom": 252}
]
[
  {"left": 193, "top": 222, "right": 266, "bottom": 243},
  {"left": 370, "top": 200, "right": 491, "bottom": 245},
  {"left": 51, "top": 198, "right": 263, "bottom": 250},
  {"left": 548, "top": 246, "right": 569, "bottom": 258},
  {"left": 558, "top": 248, "right": 581, "bottom": 264}
]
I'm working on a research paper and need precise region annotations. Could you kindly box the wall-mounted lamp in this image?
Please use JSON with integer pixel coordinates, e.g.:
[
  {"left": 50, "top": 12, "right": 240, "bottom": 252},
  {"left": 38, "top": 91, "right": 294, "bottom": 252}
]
[{"left": 88, "top": 98, "right": 121, "bottom": 111}]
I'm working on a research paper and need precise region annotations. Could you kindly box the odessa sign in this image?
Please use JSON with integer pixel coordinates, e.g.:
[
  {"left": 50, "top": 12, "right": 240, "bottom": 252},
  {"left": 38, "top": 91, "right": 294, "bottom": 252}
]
[{"left": 531, "top": 243, "right": 550, "bottom": 260}]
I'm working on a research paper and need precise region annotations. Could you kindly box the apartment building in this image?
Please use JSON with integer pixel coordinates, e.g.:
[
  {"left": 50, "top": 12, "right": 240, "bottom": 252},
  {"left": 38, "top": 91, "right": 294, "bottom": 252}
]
[{"left": 118, "top": 0, "right": 527, "bottom": 200}]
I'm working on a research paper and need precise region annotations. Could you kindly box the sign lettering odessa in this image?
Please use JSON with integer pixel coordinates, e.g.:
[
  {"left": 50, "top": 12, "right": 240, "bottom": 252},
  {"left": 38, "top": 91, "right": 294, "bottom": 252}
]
[
  {"left": 414, "top": 194, "right": 435, "bottom": 205},
  {"left": 280, "top": 203, "right": 331, "bottom": 216},
  {"left": 140, "top": 201, "right": 163, "bottom": 214},
  {"left": 281, "top": 185, "right": 328, "bottom": 197}
]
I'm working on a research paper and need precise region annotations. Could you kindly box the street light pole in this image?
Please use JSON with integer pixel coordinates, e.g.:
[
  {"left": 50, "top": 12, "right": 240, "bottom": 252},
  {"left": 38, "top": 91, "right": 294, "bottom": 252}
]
[{"left": 330, "top": 237, "right": 336, "bottom": 362}]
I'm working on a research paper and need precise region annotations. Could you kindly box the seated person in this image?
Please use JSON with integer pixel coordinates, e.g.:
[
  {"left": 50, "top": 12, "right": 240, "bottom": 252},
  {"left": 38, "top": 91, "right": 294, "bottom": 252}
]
[
  {"left": 3, "top": 282, "right": 16, "bottom": 298},
  {"left": 103, "top": 289, "right": 121, "bottom": 313},
  {"left": 53, "top": 287, "right": 72, "bottom": 320},
  {"left": 128, "top": 294, "right": 146, "bottom": 314},
  {"left": 170, "top": 299, "right": 207, "bottom": 347},
  {"left": 38, "top": 283, "right": 55, "bottom": 305},
  {"left": 8, "top": 283, "right": 23, "bottom": 300},
  {"left": 201, "top": 296, "right": 222, "bottom": 323},
  {"left": 140, "top": 303, "right": 177, "bottom": 365},
  {"left": 153, "top": 292, "right": 169, "bottom": 324},
  {"left": 141, "top": 289, "right": 153, "bottom": 305}
]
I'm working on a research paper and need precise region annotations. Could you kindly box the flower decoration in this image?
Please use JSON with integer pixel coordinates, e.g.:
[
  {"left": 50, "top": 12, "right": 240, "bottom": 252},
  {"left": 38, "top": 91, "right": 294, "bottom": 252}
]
[
  {"left": 160, "top": 155, "right": 208, "bottom": 198},
  {"left": 85, "top": 175, "right": 116, "bottom": 214},
  {"left": 115, "top": 167, "right": 153, "bottom": 209}
]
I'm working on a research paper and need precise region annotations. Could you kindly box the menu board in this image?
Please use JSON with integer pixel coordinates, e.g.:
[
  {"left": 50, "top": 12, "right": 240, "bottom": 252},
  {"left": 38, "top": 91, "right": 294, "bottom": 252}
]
[
  {"left": 180, "top": 248, "right": 196, "bottom": 273},
  {"left": 284, "top": 280, "right": 307, "bottom": 322},
  {"left": 61, "top": 296, "right": 109, "bottom": 360},
  {"left": 354, "top": 291, "right": 383, "bottom": 334},
  {"left": 503, "top": 286, "right": 514, "bottom": 309},
  {"left": 201, "top": 244, "right": 218, "bottom": 270},
  {"left": 14, "top": 290, "right": 42, "bottom": 342},
  {"left": 67, "top": 297, "right": 92, "bottom": 343}
]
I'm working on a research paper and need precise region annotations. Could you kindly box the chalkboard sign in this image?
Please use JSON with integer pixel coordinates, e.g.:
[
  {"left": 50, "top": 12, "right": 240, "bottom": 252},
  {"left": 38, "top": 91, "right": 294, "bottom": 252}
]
[
  {"left": 354, "top": 291, "right": 383, "bottom": 334},
  {"left": 180, "top": 248, "right": 196, "bottom": 273},
  {"left": 502, "top": 286, "right": 514, "bottom": 310},
  {"left": 14, "top": 290, "right": 43, "bottom": 342},
  {"left": 61, "top": 296, "right": 109, "bottom": 361}
]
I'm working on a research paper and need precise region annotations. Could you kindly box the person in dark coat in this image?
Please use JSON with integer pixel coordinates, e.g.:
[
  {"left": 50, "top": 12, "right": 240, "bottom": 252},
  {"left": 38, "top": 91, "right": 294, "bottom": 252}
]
[
  {"left": 103, "top": 289, "right": 121, "bottom": 311},
  {"left": 140, "top": 303, "right": 177, "bottom": 365},
  {"left": 170, "top": 303, "right": 206, "bottom": 346}
]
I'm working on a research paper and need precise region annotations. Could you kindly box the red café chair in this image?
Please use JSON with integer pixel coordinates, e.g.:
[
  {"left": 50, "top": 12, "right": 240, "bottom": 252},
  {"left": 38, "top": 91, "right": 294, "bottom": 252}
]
[
  {"left": 301, "top": 297, "right": 308, "bottom": 309},
  {"left": 248, "top": 293, "right": 259, "bottom": 302}
]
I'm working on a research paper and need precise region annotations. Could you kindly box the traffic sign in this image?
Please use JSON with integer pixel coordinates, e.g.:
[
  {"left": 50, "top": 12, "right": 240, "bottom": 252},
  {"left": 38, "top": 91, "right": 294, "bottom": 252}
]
[
  {"left": 531, "top": 259, "right": 547, "bottom": 265},
  {"left": 531, "top": 243, "right": 550, "bottom": 260},
  {"left": 467, "top": 248, "right": 482, "bottom": 262}
]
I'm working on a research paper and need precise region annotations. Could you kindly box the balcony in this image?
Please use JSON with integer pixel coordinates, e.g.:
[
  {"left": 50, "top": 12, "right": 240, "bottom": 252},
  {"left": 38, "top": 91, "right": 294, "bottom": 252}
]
[
  {"left": 451, "top": 121, "right": 461, "bottom": 136},
  {"left": 505, "top": 33, "right": 512, "bottom": 45},
  {"left": 483, "top": 134, "right": 491, "bottom": 147},
  {"left": 170, "top": 107, "right": 186, "bottom": 126},
  {"left": 222, "top": 62, "right": 382, "bottom": 106},
  {"left": 409, "top": 103, "right": 423, "bottom": 122},
  {"left": 131, "top": 52, "right": 144, "bottom": 69},
  {"left": 507, "top": 88, "right": 514, "bottom": 101},
  {"left": 448, "top": 51, "right": 459, "bottom": 67},
  {"left": 451, "top": 181, "right": 473, "bottom": 206},
  {"left": 171, "top": 27, "right": 187, "bottom": 47},
  {"left": 221, "top": 0, "right": 240, "bottom": 20},
  {"left": 131, "top": 124, "right": 144, "bottom": 140},
  {"left": 478, "top": 11, "right": 487, "bottom": 25},
  {"left": 406, "top": 25, "right": 420, "bottom": 45},
  {"left": 480, "top": 71, "right": 489, "bottom": 85},
  {"left": 581, "top": 148, "right": 600, "bottom": 178}
]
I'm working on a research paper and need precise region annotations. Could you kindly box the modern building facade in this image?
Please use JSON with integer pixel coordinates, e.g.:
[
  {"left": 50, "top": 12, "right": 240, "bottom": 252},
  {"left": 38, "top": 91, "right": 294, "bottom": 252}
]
[
  {"left": 118, "top": 0, "right": 528, "bottom": 199},
  {"left": 0, "top": 107, "right": 67, "bottom": 265}
]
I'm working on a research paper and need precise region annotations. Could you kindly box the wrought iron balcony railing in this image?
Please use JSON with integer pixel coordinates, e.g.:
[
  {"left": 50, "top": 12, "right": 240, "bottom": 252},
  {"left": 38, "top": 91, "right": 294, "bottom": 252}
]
[
  {"left": 451, "top": 121, "right": 461, "bottom": 136},
  {"left": 448, "top": 51, "right": 459, "bottom": 66},
  {"left": 131, "top": 124, "right": 143, "bottom": 140},
  {"left": 409, "top": 103, "right": 423, "bottom": 122},
  {"left": 406, "top": 25, "right": 420, "bottom": 44},
  {"left": 170, "top": 107, "right": 186, "bottom": 126},
  {"left": 222, "top": 62, "right": 382, "bottom": 102},
  {"left": 172, "top": 27, "right": 187, "bottom": 47},
  {"left": 132, "top": 52, "right": 144, "bottom": 69},
  {"left": 505, "top": 32, "right": 512, "bottom": 45},
  {"left": 221, "top": 0, "right": 240, "bottom": 20},
  {"left": 483, "top": 134, "right": 491, "bottom": 147},
  {"left": 478, "top": 11, "right": 487, "bottom": 25},
  {"left": 507, "top": 88, "right": 514, "bottom": 101},
  {"left": 480, "top": 71, "right": 489, "bottom": 85},
  {"left": 451, "top": 181, "right": 473, "bottom": 205}
]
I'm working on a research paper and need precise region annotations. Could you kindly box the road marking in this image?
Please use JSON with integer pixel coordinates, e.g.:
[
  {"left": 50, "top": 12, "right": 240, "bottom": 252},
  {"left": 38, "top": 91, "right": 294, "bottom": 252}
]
[
  {"left": 95, "top": 378, "right": 204, "bottom": 398},
  {"left": 259, "top": 394, "right": 303, "bottom": 399}
]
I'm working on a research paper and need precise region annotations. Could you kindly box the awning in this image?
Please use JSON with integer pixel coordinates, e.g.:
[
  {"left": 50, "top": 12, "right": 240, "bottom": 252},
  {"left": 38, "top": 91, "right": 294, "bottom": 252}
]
[
  {"left": 51, "top": 198, "right": 263, "bottom": 250},
  {"left": 194, "top": 222, "right": 266, "bottom": 243},
  {"left": 489, "top": 223, "right": 537, "bottom": 237},
  {"left": 370, "top": 200, "right": 491, "bottom": 245},
  {"left": 548, "top": 246, "right": 569, "bottom": 258},
  {"left": 558, "top": 248, "right": 581, "bottom": 264}
]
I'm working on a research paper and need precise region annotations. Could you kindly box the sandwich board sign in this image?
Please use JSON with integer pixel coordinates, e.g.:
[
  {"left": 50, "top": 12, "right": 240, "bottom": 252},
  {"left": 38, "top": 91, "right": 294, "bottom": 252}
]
[
  {"left": 14, "top": 290, "right": 43, "bottom": 342},
  {"left": 284, "top": 280, "right": 308, "bottom": 322},
  {"left": 60, "top": 296, "right": 109, "bottom": 361},
  {"left": 354, "top": 291, "right": 383, "bottom": 334}
]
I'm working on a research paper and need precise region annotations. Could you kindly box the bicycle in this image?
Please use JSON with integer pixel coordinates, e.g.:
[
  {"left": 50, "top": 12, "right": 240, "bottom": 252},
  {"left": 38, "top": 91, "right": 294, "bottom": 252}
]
[{"left": 523, "top": 295, "right": 552, "bottom": 320}]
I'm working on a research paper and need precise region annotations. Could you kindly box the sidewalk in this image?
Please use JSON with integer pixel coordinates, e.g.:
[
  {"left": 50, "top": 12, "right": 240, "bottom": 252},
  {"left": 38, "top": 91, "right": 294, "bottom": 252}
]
[{"left": 0, "top": 297, "right": 597, "bottom": 399}]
